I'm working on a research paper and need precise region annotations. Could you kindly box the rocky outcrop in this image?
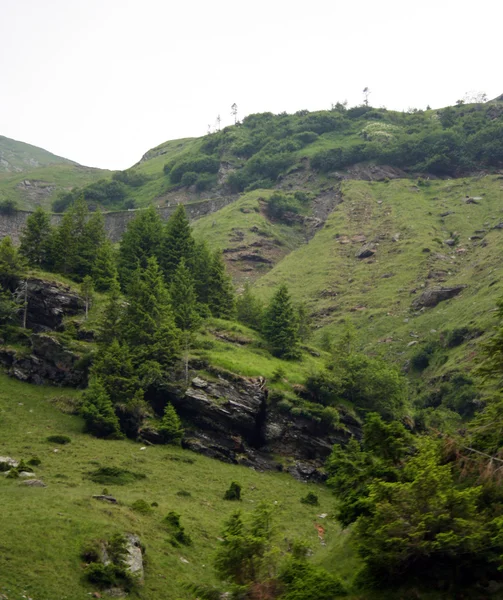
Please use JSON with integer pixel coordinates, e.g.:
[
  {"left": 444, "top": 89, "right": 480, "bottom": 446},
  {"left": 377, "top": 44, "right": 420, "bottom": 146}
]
[
  {"left": 355, "top": 243, "right": 376, "bottom": 259},
  {"left": 0, "top": 334, "right": 86, "bottom": 386},
  {"left": 412, "top": 285, "right": 466, "bottom": 309},
  {"left": 24, "top": 278, "right": 85, "bottom": 331}
]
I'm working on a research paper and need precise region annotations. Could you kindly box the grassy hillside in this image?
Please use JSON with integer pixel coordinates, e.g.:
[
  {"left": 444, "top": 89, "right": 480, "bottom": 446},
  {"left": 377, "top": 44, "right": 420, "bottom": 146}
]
[
  {"left": 0, "top": 135, "right": 75, "bottom": 173},
  {"left": 251, "top": 175, "right": 503, "bottom": 371},
  {"left": 0, "top": 373, "right": 357, "bottom": 600}
]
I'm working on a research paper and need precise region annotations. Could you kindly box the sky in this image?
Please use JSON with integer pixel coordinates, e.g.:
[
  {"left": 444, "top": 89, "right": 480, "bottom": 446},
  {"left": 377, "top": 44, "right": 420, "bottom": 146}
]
[{"left": 0, "top": 0, "right": 501, "bottom": 171}]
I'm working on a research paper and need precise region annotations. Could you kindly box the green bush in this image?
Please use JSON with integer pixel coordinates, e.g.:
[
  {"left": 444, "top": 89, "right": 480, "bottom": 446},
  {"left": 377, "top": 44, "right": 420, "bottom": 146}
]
[
  {"left": 224, "top": 481, "right": 242, "bottom": 501},
  {"left": 159, "top": 403, "right": 184, "bottom": 445},
  {"left": 86, "top": 466, "right": 146, "bottom": 486},
  {"left": 46, "top": 434, "right": 71, "bottom": 445},
  {"left": 164, "top": 511, "right": 192, "bottom": 546},
  {"left": 27, "top": 456, "right": 41, "bottom": 466},
  {"left": 131, "top": 499, "right": 153, "bottom": 514},
  {"left": 300, "top": 492, "right": 319, "bottom": 506},
  {"left": 280, "top": 559, "right": 346, "bottom": 599},
  {"left": 180, "top": 171, "right": 198, "bottom": 186},
  {"left": 195, "top": 173, "right": 217, "bottom": 192},
  {"left": 170, "top": 156, "right": 220, "bottom": 183},
  {"left": 0, "top": 199, "right": 18, "bottom": 215}
]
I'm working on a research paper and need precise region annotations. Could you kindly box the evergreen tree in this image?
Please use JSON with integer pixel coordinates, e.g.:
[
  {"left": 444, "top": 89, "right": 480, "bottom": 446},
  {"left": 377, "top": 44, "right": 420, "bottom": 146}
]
[
  {"left": 118, "top": 205, "right": 163, "bottom": 289},
  {"left": 92, "top": 240, "right": 118, "bottom": 292},
  {"left": 207, "top": 250, "right": 235, "bottom": 319},
  {"left": 81, "top": 275, "right": 94, "bottom": 319},
  {"left": 159, "top": 402, "right": 184, "bottom": 444},
  {"left": 236, "top": 283, "right": 263, "bottom": 330},
  {"left": 51, "top": 195, "right": 88, "bottom": 275},
  {"left": 76, "top": 209, "right": 106, "bottom": 278},
  {"left": 92, "top": 339, "right": 139, "bottom": 406},
  {"left": 123, "top": 257, "right": 179, "bottom": 369},
  {"left": 19, "top": 207, "right": 52, "bottom": 268},
  {"left": 0, "top": 236, "right": 25, "bottom": 289},
  {"left": 98, "top": 279, "right": 125, "bottom": 345},
  {"left": 81, "top": 377, "right": 122, "bottom": 439},
  {"left": 160, "top": 204, "right": 195, "bottom": 282},
  {"left": 116, "top": 388, "right": 150, "bottom": 438},
  {"left": 0, "top": 289, "right": 18, "bottom": 328},
  {"left": 263, "top": 284, "right": 300, "bottom": 359},
  {"left": 170, "top": 258, "right": 200, "bottom": 332},
  {"left": 192, "top": 240, "right": 212, "bottom": 305}
]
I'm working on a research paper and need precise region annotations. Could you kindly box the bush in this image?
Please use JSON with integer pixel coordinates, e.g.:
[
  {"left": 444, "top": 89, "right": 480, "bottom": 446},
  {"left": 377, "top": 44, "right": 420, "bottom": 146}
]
[
  {"left": 195, "top": 173, "right": 217, "bottom": 192},
  {"left": 176, "top": 490, "right": 192, "bottom": 497},
  {"left": 86, "top": 466, "right": 146, "bottom": 485},
  {"left": 300, "top": 492, "right": 319, "bottom": 506},
  {"left": 131, "top": 499, "right": 153, "bottom": 514},
  {"left": 280, "top": 559, "right": 346, "bottom": 599},
  {"left": 0, "top": 199, "right": 18, "bottom": 215},
  {"left": 164, "top": 511, "right": 192, "bottom": 546},
  {"left": 180, "top": 171, "right": 198, "bottom": 186},
  {"left": 46, "top": 434, "right": 71, "bottom": 445},
  {"left": 27, "top": 456, "right": 41, "bottom": 466},
  {"left": 159, "top": 403, "right": 184, "bottom": 445},
  {"left": 224, "top": 481, "right": 242, "bottom": 501},
  {"left": 170, "top": 156, "right": 220, "bottom": 183}
]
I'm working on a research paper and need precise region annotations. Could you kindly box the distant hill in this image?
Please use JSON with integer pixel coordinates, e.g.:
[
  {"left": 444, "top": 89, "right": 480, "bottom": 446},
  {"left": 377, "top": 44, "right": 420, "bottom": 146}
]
[
  {"left": 0, "top": 136, "right": 108, "bottom": 210},
  {"left": 0, "top": 135, "right": 76, "bottom": 173}
]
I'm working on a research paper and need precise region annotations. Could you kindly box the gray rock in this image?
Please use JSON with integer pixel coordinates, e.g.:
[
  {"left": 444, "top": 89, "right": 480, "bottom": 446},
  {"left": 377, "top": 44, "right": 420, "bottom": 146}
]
[
  {"left": 92, "top": 495, "right": 118, "bottom": 503},
  {"left": 18, "top": 471, "right": 36, "bottom": 478},
  {"left": 0, "top": 456, "right": 19, "bottom": 470},
  {"left": 20, "top": 479, "right": 46, "bottom": 487},
  {"left": 124, "top": 533, "right": 144, "bottom": 582},
  {"left": 355, "top": 244, "right": 376, "bottom": 259},
  {"left": 192, "top": 376, "right": 208, "bottom": 389},
  {"left": 412, "top": 285, "right": 466, "bottom": 309},
  {"left": 444, "top": 238, "right": 456, "bottom": 246}
]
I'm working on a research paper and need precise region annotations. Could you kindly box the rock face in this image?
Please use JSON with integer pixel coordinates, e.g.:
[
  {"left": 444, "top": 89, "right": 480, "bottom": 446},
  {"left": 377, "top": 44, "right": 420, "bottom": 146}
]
[
  {"left": 412, "top": 285, "right": 466, "bottom": 309},
  {"left": 24, "top": 278, "right": 85, "bottom": 332},
  {"left": 0, "top": 333, "right": 86, "bottom": 387}
]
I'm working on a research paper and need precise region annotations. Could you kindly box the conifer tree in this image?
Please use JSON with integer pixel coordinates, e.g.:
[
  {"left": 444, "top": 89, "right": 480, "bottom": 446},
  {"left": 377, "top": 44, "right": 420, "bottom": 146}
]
[
  {"left": 159, "top": 402, "right": 184, "bottom": 444},
  {"left": 98, "top": 279, "right": 124, "bottom": 345},
  {"left": 263, "top": 284, "right": 301, "bottom": 359},
  {"left": 118, "top": 205, "right": 163, "bottom": 289},
  {"left": 236, "top": 283, "right": 263, "bottom": 330},
  {"left": 207, "top": 250, "right": 235, "bottom": 319},
  {"left": 0, "top": 236, "right": 25, "bottom": 289},
  {"left": 123, "top": 257, "right": 179, "bottom": 369},
  {"left": 116, "top": 388, "right": 150, "bottom": 438},
  {"left": 170, "top": 258, "right": 201, "bottom": 332},
  {"left": 192, "top": 240, "right": 212, "bottom": 304},
  {"left": 81, "top": 377, "right": 123, "bottom": 439},
  {"left": 51, "top": 195, "right": 88, "bottom": 275},
  {"left": 92, "top": 240, "right": 118, "bottom": 292},
  {"left": 160, "top": 204, "right": 195, "bottom": 282},
  {"left": 76, "top": 209, "right": 106, "bottom": 278},
  {"left": 92, "top": 338, "right": 139, "bottom": 406},
  {"left": 19, "top": 207, "right": 52, "bottom": 268}
]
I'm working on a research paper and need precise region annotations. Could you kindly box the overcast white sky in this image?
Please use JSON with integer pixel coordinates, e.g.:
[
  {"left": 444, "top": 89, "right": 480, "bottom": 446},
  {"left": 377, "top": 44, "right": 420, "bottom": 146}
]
[{"left": 1, "top": 0, "right": 501, "bottom": 170}]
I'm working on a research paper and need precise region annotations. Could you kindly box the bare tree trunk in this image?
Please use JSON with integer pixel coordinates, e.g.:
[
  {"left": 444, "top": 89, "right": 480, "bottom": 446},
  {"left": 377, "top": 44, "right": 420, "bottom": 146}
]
[{"left": 23, "top": 279, "right": 28, "bottom": 329}]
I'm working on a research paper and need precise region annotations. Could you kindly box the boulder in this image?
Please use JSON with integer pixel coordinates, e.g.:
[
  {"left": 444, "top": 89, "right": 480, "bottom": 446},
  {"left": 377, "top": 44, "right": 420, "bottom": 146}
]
[
  {"left": 355, "top": 244, "right": 376, "bottom": 259},
  {"left": 0, "top": 456, "right": 19, "bottom": 471},
  {"left": 20, "top": 479, "right": 46, "bottom": 487},
  {"left": 412, "top": 285, "right": 466, "bottom": 309},
  {"left": 24, "top": 278, "right": 84, "bottom": 332},
  {"left": 124, "top": 533, "right": 144, "bottom": 583}
]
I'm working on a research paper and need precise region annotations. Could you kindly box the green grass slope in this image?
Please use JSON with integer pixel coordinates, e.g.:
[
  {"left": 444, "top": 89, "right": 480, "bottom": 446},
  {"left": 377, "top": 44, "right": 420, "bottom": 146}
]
[
  {"left": 0, "top": 373, "right": 357, "bottom": 599},
  {"left": 252, "top": 175, "right": 503, "bottom": 368},
  {"left": 0, "top": 135, "right": 75, "bottom": 173}
]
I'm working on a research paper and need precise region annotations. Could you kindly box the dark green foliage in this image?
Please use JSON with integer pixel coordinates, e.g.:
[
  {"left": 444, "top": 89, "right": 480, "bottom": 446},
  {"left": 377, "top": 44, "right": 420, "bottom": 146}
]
[
  {"left": 224, "top": 481, "right": 242, "bottom": 501},
  {"left": 131, "top": 499, "right": 153, "bottom": 514},
  {"left": 263, "top": 284, "right": 300, "bottom": 359},
  {"left": 81, "top": 378, "right": 123, "bottom": 439},
  {"left": 118, "top": 205, "right": 163, "bottom": 288},
  {"left": 159, "top": 403, "right": 184, "bottom": 444},
  {"left": 164, "top": 510, "right": 192, "bottom": 546},
  {"left": 0, "top": 288, "right": 19, "bottom": 327},
  {"left": 160, "top": 204, "right": 195, "bottom": 281},
  {"left": 19, "top": 207, "right": 52, "bottom": 268},
  {"left": 27, "top": 456, "right": 41, "bottom": 466},
  {"left": 299, "top": 492, "right": 319, "bottom": 506},
  {"left": 266, "top": 192, "right": 302, "bottom": 221},
  {"left": 54, "top": 179, "right": 127, "bottom": 212},
  {"left": 192, "top": 240, "right": 212, "bottom": 305},
  {"left": 280, "top": 559, "right": 346, "bottom": 600},
  {"left": 207, "top": 250, "right": 235, "bottom": 319},
  {"left": 83, "top": 533, "right": 135, "bottom": 590},
  {"left": 46, "top": 434, "right": 71, "bottom": 445},
  {"left": 112, "top": 169, "right": 148, "bottom": 187},
  {"left": 170, "top": 258, "right": 200, "bottom": 331},
  {"left": 236, "top": 283, "right": 263, "bottom": 330},
  {"left": 180, "top": 171, "right": 198, "bottom": 186},
  {"left": 117, "top": 388, "right": 150, "bottom": 438},
  {"left": 169, "top": 155, "right": 220, "bottom": 184},
  {"left": 176, "top": 490, "right": 192, "bottom": 497},
  {"left": 86, "top": 466, "right": 146, "bottom": 485},
  {"left": 91, "top": 240, "right": 118, "bottom": 292},
  {"left": 0, "top": 236, "right": 25, "bottom": 288},
  {"left": 97, "top": 280, "right": 125, "bottom": 345},
  {"left": 92, "top": 339, "right": 139, "bottom": 406},
  {"left": 195, "top": 173, "right": 217, "bottom": 192},
  {"left": 0, "top": 199, "right": 18, "bottom": 214}
]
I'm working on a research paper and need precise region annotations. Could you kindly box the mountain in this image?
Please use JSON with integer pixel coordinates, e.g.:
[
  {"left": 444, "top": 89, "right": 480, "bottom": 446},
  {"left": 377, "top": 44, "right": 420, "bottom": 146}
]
[{"left": 0, "top": 135, "right": 109, "bottom": 210}]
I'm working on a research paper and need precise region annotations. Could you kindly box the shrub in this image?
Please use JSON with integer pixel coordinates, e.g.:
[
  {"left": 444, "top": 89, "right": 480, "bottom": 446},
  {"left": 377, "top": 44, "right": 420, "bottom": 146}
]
[
  {"left": 180, "top": 171, "right": 198, "bottom": 186},
  {"left": 131, "top": 499, "right": 153, "bottom": 514},
  {"left": 280, "top": 559, "right": 346, "bottom": 600},
  {"left": 0, "top": 199, "right": 18, "bottom": 214},
  {"left": 176, "top": 490, "right": 192, "bottom": 497},
  {"left": 86, "top": 466, "right": 146, "bottom": 485},
  {"left": 159, "top": 403, "right": 184, "bottom": 445},
  {"left": 164, "top": 511, "right": 192, "bottom": 546},
  {"left": 195, "top": 173, "right": 217, "bottom": 192},
  {"left": 224, "top": 481, "right": 242, "bottom": 501},
  {"left": 46, "top": 434, "right": 71, "bottom": 445},
  {"left": 27, "top": 456, "right": 41, "bottom": 466},
  {"left": 300, "top": 492, "right": 319, "bottom": 506}
]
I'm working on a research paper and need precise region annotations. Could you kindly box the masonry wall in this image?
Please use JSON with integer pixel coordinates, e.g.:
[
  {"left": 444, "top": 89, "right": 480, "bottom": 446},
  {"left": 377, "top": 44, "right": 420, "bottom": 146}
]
[{"left": 0, "top": 196, "right": 235, "bottom": 244}]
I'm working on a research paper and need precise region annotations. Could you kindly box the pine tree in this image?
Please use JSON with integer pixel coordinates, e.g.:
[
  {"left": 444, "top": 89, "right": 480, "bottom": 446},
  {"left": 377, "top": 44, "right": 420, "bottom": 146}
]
[
  {"left": 123, "top": 257, "right": 179, "bottom": 368},
  {"left": 159, "top": 402, "right": 184, "bottom": 444},
  {"left": 92, "top": 240, "right": 118, "bottom": 292},
  {"left": 160, "top": 204, "right": 195, "bottom": 282},
  {"left": 236, "top": 283, "right": 263, "bottom": 330},
  {"left": 116, "top": 388, "right": 150, "bottom": 438},
  {"left": 207, "top": 250, "right": 235, "bottom": 319},
  {"left": 76, "top": 209, "right": 106, "bottom": 278},
  {"left": 118, "top": 205, "right": 163, "bottom": 289},
  {"left": 19, "top": 207, "right": 52, "bottom": 268},
  {"left": 170, "top": 258, "right": 200, "bottom": 332},
  {"left": 92, "top": 339, "right": 139, "bottom": 406},
  {"left": 98, "top": 279, "right": 124, "bottom": 345},
  {"left": 192, "top": 240, "right": 212, "bottom": 305},
  {"left": 0, "top": 236, "right": 25, "bottom": 289},
  {"left": 81, "top": 377, "right": 123, "bottom": 439},
  {"left": 51, "top": 195, "right": 88, "bottom": 275},
  {"left": 263, "top": 284, "right": 301, "bottom": 359}
]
